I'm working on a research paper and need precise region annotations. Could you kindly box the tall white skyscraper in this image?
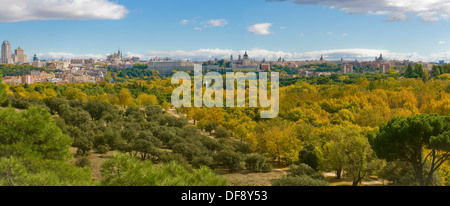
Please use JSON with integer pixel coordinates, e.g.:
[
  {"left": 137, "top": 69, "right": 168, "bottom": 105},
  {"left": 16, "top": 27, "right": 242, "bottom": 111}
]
[{"left": 1, "top": 41, "right": 13, "bottom": 64}]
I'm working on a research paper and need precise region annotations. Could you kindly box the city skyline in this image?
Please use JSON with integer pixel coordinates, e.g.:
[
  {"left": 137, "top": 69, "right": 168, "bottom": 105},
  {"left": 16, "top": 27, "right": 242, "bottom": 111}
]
[{"left": 2, "top": 0, "right": 450, "bottom": 62}]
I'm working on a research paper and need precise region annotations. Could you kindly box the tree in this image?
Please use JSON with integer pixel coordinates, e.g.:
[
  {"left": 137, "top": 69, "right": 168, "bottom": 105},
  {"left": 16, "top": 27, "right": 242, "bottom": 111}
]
[
  {"left": 83, "top": 99, "right": 117, "bottom": 121},
  {"left": 118, "top": 88, "right": 133, "bottom": 108},
  {"left": 0, "top": 107, "right": 72, "bottom": 160},
  {"left": 344, "top": 133, "right": 380, "bottom": 186},
  {"left": 214, "top": 150, "right": 244, "bottom": 173},
  {"left": 214, "top": 126, "right": 231, "bottom": 139},
  {"left": 172, "top": 142, "right": 202, "bottom": 162},
  {"left": 298, "top": 144, "right": 320, "bottom": 171},
  {"left": 137, "top": 93, "right": 158, "bottom": 107},
  {"left": 370, "top": 114, "right": 450, "bottom": 186},
  {"left": 42, "top": 88, "right": 57, "bottom": 99},
  {"left": 65, "top": 87, "right": 87, "bottom": 101},
  {"left": 0, "top": 80, "right": 8, "bottom": 105},
  {"left": 405, "top": 64, "right": 419, "bottom": 78},
  {"left": 245, "top": 153, "right": 270, "bottom": 173},
  {"left": 189, "top": 107, "right": 205, "bottom": 125},
  {"left": 205, "top": 123, "right": 217, "bottom": 135}
]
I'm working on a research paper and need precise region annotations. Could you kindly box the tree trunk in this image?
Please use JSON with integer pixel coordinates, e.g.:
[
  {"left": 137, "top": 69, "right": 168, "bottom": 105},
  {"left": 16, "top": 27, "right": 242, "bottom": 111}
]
[
  {"left": 413, "top": 164, "right": 425, "bottom": 186},
  {"left": 336, "top": 168, "right": 342, "bottom": 179}
]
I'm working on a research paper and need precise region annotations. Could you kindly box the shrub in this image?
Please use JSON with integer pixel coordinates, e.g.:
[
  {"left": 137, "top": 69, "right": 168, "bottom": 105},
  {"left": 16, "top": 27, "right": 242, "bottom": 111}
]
[
  {"left": 172, "top": 143, "right": 202, "bottom": 162},
  {"left": 214, "top": 150, "right": 244, "bottom": 173},
  {"left": 205, "top": 123, "right": 217, "bottom": 135},
  {"left": 97, "top": 145, "right": 109, "bottom": 154},
  {"left": 75, "top": 156, "right": 91, "bottom": 168},
  {"left": 245, "top": 153, "right": 267, "bottom": 172},
  {"left": 214, "top": 126, "right": 231, "bottom": 139},
  {"left": 289, "top": 164, "right": 325, "bottom": 180},
  {"left": 192, "top": 156, "right": 216, "bottom": 169},
  {"left": 271, "top": 163, "right": 328, "bottom": 186},
  {"left": 262, "top": 163, "right": 273, "bottom": 173}
]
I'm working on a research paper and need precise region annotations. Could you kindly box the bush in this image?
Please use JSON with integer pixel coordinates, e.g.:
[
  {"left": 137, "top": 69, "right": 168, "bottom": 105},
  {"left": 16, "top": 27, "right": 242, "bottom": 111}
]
[
  {"left": 205, "top": 123, "right": 217, "bottom": 135},
  {"left": 75, "top": 156, "right": 91, "bottom": 168},
  {"left": 159, "top": 153, "right": 191, "bottom": 170},
  {"left": 214, "top": 150, "right": 244, "bottom": 173},
  {"left": 192, "top": 156, "right": 216, "bottom": 169},
  {"left": 271, "top": 163, "right": 328, "bottom": 186},
  {"left": 97, "top": 145, "right": 109, "bottom": 154},
  {"left": 214, "top": 126, "right": 231, "bottom": 139},
  {"left": 172, "top": 143, "right": 202, "bottom": 162},
  {"left": 233, "top": 142, "right": 252, "bottom": 154},
  {"left": 101, "top": 153, "right": 227, "bottom": 186},
  {"left": 289, "top": 164, "right": 324, "bottom": 180},
  {"left": 262, "top": 163, "right": 273, "bottom": 173},
  {"left": 245, "top": 153, "right": 268, "bottom": 172}
]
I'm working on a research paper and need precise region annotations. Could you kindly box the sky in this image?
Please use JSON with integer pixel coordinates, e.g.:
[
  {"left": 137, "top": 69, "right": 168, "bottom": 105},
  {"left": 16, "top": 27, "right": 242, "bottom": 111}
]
[{"left": 2, "top": 0, "right": 450, "bottom": 62}]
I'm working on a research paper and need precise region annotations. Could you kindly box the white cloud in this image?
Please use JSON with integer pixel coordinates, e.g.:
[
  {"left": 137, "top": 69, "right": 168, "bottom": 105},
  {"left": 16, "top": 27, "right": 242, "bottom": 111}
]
[
  {"left": 269, "top": 0, "right": 450, "bottom": 22},
  {"left": 180, "top": 19, "right": 189, "bottom": 26},
  {"left": 327, "top": 32, "right": 333, "bottom": 35},
  {"left": 202, "top": 19, "right": 228, "bottom": 27},
  {"left": 341, "top": 33, "right": 348, "bottom": 36},
  {"left": 0, "top": 0, "right": 128, "bottom": 22},
  {"left": 439, "top": 41, "right": 447, "bottom": 44},
  {"left": 247, "top": 23, "right": 273, "bottom": 35},
  {"left": 36, "top": 52, "right": 106, "bottom": 60},
  {"left": 36, "top": 48, "right": 450, "bottom": 62},
  {"left": 141, "top": 48, "right": 446, "bottom": 62}
]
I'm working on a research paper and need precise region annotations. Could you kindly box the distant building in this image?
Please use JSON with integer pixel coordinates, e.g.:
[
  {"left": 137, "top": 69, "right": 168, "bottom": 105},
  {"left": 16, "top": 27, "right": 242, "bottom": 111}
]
[
  {"left": 260, "top": 63, "right": 270, "bottom": 70},
  {"left": 228, "top": 51, "right": 259, "bottom": 71},
  {"left": 32, "top": 54, "right": 45, "bottom": 67},
  {"left": 1, "top": 41, "right": 13, "bottom": 64},
  {"left": 319, "top": 55, "right": 326, "bottom": 63},
  {"left": 12, "top": 47, "right": 29, "bottom": 63},
  {"left": 299, "top": 69, "right": 314, "bottom": 77},
  {"left": 341, "top": 64, "right": 353, "bottom": 74},
  {"left": 375, "top": 54, "right": 384, "bottom": 62},
  {"left": 380, "top": 63, "right": 391, "bottom": 73},
  {"left": 148, "top": 59, "right": 196, "bottom": 76},
  {"left": 107, "top": 49, "right": 123, "bottom": 62}
]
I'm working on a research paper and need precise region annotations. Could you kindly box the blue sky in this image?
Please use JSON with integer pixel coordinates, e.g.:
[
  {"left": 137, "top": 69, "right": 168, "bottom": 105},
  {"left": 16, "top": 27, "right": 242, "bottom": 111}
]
[{"left": 2, "top": 0, "right": 450, "bottom": 61}]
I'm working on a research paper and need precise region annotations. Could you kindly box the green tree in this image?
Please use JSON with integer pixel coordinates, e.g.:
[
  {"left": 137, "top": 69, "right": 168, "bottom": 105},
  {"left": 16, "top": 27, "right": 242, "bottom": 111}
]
[
  {"left": 101, "top": 153, "right": 227, "bottom": 186},
  {"left": 298, "top": 144, "right": 320, "bottom": 171},
  {"left": 0, "top": 72, "right": 7, "bottom": 105},
  {"left": 0, "top": 107, "right": 72, "bottom": 160},
  {"left": 370, "top": 114, "right": 450, "bottom": 186},
  {"left": 214, "top": 150, "right": 244, "bottom": 173}
]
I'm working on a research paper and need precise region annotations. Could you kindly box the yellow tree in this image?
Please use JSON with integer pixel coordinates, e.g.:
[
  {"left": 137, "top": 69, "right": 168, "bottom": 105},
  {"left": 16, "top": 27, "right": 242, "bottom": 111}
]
[
  {"left": 247, "top": 119, "right": 301, "bottom": 165},
  {"left": 65, "top": 87, "right": 87, "bottom": 101},
  {"left": 204, "top": 107, "right": 225, "bottom": 125},
  {"left": 188, "top": 107, "right": 206, "bottom": 125},
  {"left": 118, "top": 88, "right": 133, "bottom": 108},
  {"left": 137, "top": 93, "right": 158, "bottom": 107},
  {"left": 42, "top": 88, "right": 57, "bottom": 99}
]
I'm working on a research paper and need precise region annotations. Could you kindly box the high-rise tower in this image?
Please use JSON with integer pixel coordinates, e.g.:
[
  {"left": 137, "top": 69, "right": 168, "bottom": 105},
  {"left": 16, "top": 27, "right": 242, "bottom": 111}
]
[{"left": 1, "top": 41, "right": 13, "bottom": 64}]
